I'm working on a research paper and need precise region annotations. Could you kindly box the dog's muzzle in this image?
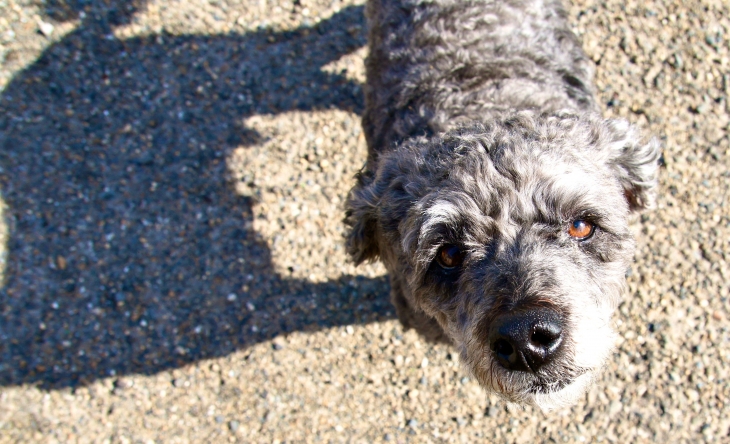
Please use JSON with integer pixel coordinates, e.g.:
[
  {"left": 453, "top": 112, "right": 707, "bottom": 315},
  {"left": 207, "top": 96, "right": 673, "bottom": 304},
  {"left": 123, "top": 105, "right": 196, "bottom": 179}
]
[{"left": 488, "top": 309, "right": 564, "bottom": 373}]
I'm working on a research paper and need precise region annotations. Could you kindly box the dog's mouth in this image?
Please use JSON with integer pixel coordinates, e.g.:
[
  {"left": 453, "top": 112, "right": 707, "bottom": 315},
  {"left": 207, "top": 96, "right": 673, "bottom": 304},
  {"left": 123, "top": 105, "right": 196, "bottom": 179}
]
[
  {"left": 479, "top": 365, "right": 595, "bottom": 411},
  {"left": 475, "top": 356, "right": 593, "bottom": 401},
  {"left": 525, "top": 374, "right": 579, "bottom": 394},
  {"left": 529, "top": 362, "right": 591, "bottom": 391}
]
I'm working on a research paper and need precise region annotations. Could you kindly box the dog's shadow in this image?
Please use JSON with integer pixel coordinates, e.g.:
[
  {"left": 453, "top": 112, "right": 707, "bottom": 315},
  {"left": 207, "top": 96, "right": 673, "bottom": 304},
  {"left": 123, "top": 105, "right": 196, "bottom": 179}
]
[{"left": 0, "top": 0, "right": 393, "bottom": 389}]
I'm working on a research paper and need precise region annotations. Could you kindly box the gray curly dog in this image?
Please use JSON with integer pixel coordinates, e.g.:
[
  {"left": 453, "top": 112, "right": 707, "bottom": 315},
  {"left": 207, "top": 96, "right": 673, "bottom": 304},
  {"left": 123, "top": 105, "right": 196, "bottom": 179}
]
[{"left": 345, "top": 0, "right": 660, "bottom": 410}]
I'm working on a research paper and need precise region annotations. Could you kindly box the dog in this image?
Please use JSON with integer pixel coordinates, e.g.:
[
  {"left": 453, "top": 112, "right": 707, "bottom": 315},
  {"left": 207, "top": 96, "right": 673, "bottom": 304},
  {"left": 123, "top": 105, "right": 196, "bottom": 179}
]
[{"left": 344, "top": 0, "right": 660, "bottom": 411}]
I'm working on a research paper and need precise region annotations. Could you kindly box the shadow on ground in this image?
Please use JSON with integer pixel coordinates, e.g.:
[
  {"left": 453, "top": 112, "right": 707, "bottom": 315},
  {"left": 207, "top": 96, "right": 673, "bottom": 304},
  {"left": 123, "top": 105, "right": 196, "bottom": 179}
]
[{"left": 0, "top": 0, "right": 393, "bottom": 389}]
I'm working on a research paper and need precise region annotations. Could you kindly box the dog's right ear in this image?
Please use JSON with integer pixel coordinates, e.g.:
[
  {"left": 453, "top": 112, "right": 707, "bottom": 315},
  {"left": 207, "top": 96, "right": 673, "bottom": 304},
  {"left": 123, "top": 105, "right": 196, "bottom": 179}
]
[
  {"left": 600, "top": 119, "right": 662, "bottom": 213},
  {"left": 344, "top": 170, "right": 381, "bottom": 264}
]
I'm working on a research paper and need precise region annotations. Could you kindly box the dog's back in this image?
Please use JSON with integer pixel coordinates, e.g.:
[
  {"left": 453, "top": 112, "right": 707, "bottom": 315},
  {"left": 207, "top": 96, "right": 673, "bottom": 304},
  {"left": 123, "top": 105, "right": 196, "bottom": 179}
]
[{"left": 362, "top": 0, "right": 599, "bottom": 161}]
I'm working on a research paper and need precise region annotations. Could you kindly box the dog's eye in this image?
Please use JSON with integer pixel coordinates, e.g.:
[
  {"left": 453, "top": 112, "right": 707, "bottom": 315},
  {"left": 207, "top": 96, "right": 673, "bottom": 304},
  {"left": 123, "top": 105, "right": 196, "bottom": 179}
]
[
  {"left": 436, "top": 245, "right": 464, "bottom": 269},
  {"left": 568, "top": 219, "right": 595, "bottom": 240}
]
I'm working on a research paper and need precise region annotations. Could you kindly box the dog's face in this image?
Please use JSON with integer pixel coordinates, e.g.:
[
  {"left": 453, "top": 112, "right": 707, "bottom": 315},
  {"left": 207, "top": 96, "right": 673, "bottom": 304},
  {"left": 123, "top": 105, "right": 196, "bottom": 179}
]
[{"left": 346, "top": 113, "right": 660, "bottom": 411}]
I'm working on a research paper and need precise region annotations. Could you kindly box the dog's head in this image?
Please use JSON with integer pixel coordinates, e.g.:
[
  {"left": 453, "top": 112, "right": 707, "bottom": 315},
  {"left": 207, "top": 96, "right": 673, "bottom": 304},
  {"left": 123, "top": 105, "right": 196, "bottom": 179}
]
[{"left": 345, "top": 112, "right": 660, "bottom": 410}]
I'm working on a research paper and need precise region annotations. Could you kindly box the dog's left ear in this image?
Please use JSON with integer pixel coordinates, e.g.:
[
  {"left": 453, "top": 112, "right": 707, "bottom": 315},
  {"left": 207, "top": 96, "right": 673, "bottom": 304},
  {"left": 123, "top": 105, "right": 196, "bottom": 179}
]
[
  {"left": 344, "top": 171, "right": 381, "bottom": 264},
  {"left": 601, "top": 120, "right": 662, "bottom": 213}
]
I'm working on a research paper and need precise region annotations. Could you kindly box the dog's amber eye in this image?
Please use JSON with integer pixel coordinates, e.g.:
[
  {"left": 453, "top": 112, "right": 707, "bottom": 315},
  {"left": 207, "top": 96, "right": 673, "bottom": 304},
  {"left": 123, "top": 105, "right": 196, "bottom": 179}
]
[
  {"left": 568, "top": 219, "right": 595, "bottom": 240},
  {"left": 436, "top": 245, "right": 464, "bottom": 269}
]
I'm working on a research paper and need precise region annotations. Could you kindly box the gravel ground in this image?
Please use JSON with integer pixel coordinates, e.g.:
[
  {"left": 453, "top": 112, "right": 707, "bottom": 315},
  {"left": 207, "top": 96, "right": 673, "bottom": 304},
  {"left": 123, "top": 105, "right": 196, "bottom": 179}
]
[{"left": 0, "top": 0, "right": 728, "bottom": 442}]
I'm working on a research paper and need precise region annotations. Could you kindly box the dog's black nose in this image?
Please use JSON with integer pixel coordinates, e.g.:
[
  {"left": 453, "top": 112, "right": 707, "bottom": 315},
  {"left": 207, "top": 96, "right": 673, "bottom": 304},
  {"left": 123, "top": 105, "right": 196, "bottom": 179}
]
[{"left": 489, "top": 310, "right": 563, "bottom": 373}]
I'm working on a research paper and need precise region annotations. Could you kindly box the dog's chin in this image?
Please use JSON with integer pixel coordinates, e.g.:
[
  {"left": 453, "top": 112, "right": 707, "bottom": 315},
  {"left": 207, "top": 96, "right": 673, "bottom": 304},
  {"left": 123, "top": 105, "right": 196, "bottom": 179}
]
[
  {"left": 522, "top": 372, "right": 595, "bottom": 412},
  {"left": 473, "top": 362, "right": 596, "bottom": 413}
]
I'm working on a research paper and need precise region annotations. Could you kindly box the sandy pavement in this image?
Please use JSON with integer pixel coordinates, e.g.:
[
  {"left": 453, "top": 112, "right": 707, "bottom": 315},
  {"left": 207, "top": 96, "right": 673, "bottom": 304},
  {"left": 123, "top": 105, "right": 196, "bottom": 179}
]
[{"left": 0, "top": 0, "right": 729, "bottom": 442}]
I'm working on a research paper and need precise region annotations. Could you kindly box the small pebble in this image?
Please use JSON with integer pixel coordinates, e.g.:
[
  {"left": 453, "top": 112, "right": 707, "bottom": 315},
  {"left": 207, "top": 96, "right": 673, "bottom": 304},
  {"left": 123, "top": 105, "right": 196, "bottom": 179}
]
[
  {"left": 393, "top": 355, "right": 404, "bottom": 367},
  {"left": 37, "top": 20, "right": 54, "bottom": 37}
]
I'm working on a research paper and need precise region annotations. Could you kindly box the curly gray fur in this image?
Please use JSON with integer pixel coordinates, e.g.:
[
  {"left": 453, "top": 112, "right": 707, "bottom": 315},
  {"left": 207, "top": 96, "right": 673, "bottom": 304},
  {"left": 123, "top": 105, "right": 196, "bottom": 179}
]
[{"left": 345, "top": 0, "right": 660, "bottom": 410}]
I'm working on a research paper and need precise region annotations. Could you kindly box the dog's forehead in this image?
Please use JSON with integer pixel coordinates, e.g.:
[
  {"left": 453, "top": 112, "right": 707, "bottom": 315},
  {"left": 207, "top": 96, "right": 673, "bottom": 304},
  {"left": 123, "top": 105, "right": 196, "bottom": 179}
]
[{"left": 453, "top": 142, "right": 625, "bottom": 217}]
